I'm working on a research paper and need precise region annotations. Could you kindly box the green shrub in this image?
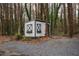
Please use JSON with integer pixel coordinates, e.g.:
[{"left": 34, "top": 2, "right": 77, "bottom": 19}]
[
  {"left": 15, "top": 33, "right": 22, "bottom": 40},
  {"left": 22, "top": 36, "right": 31, "bottom": 41}
]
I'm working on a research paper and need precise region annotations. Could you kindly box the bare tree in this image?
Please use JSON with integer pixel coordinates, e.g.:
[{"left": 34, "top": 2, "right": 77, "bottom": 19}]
[
  {"left": 67, "top": 3, "right": 73, "bottom": 37},
  {"left": 63, "top": 3, "right": 67, "bottom": 34}
]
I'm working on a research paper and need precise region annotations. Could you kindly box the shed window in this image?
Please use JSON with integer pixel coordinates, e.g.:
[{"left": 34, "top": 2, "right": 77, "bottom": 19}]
[
  {"left": 27, "top": 24, "right": 32, "bottom": 33},
  {"left": 36, "top": 24, "right": 41, "bottom": 33}
]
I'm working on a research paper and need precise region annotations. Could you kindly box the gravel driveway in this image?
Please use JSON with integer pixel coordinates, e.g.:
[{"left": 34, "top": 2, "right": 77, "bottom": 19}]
[{"left": 0, "top": 38, "right": 79, "bottom": 56}]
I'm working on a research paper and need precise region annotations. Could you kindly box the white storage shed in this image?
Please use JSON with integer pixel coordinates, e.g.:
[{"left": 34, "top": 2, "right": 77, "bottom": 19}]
[{"left": 25, "top": 20, "right": 47, "bottom": 37}]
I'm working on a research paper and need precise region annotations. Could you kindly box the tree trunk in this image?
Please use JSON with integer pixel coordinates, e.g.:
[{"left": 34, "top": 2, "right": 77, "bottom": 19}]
[
  {"left": 67, "top": 3, "right": 73, "bottom": 37},
  {"left": 72, "top": 3, "right": 76, "bottom": 33},
  {"left": 63, "top": 3, "right": 67, "bottom": 34}
]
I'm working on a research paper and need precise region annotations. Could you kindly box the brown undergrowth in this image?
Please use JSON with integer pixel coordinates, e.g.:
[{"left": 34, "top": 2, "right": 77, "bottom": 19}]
[{"left": 0, "top": 34, "right": 79, "bottom": 44}]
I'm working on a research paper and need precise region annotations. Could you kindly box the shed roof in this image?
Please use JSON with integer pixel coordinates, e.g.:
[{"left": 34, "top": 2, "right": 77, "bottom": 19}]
[{"left": 26, "top": 20, "right": 49, "bottom": 23}]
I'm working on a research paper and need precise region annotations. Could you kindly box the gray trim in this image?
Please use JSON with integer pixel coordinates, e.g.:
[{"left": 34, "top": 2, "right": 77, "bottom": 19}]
[{"left": 34, "top": 21, "right": 36, "bottom": 38}]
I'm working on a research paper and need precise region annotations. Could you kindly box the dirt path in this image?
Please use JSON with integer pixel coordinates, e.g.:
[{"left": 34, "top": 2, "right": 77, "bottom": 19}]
[{"left": 0, "top": 37, "right": 79, "bottom": 56}]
